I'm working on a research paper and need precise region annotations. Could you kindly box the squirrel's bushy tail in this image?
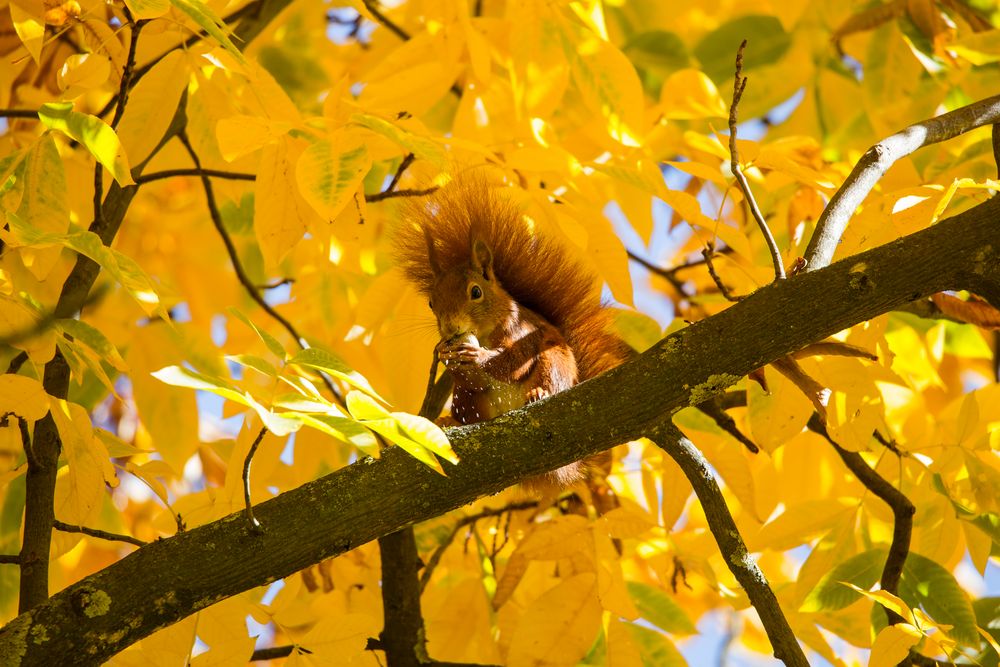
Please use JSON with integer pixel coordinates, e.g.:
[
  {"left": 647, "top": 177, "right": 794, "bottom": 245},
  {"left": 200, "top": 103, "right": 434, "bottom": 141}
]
[{"left": 395, "top": 177, "right": 634, "bottom": 378}]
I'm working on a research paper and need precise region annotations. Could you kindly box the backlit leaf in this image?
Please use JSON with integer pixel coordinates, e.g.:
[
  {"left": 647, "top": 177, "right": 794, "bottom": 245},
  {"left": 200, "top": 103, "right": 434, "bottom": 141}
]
[{"left": 38, "top": 103, "right": 133, "bottom": 186}]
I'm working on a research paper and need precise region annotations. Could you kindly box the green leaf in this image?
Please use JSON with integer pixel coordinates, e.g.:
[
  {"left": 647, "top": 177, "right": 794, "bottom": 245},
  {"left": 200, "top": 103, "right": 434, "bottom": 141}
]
[
  {"left": 226, "top": 354, "right": 278, "bottom": 378},
  {"left": 290, "top": 348, "right": 385, "bottom": 402},
  {"left": 622, "top": 30, "right": 689, "bottom": 73},
  {"left": 124, "top": 0, "right": 169, "bottom": 20},
  {"left": 350, "top": 113, "right": 447, "bottom": 168},
  {"left": 391, "top": 412, "right": 458, "bottom": 465},
  {"left": 799, "top": 549, "right": 885, "bottom": 612},
  {"left": 346, "top": 390, "right": 391, "bottom": 421},
  {"left": 38, "top": 102, "right": 133, "bottom": 186},
  {"left": 228, "top": 308, "right": 286, "bottom": 359},
  {"left": 900, "top": 552, "right": 978, "bottom": 647},
  {"left": 168, "top": 0, "right": 245, "bottom": 64},
  {"left": 56, "top": 319, "right": 128, "bottom": 372},
  {"left": 626, "top": 582, "right": 696, "bottom": 635},
  {"left": 363, "top": 417, "right": 442, "bottom": 474},
  {"left": 693, "top": 15, "right": 791, "bottom": 83},
  {"left": 296, "top": 413, "right": 378, "bottom": 453},
  {"left": 625, "top": 623, "right": 687, "bottom": 667},
  {"left": 151, "top": 365, "right": 249, "bottom": 407}
]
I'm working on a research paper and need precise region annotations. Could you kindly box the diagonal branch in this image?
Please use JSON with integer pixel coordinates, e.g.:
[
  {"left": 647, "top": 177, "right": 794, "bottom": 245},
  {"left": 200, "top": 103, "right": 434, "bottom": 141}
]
[
  {"left": 804, "top": 94, "right": 1000, "bottom": 271},
  {"left": 649, "top": 422, "right": 807, "bottom": 667}
]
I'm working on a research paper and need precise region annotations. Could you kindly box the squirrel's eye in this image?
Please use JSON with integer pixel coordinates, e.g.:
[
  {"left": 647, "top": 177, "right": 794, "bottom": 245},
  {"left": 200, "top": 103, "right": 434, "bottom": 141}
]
[{"left": 470, "top": 285, "right": 483, "bottom": 300}]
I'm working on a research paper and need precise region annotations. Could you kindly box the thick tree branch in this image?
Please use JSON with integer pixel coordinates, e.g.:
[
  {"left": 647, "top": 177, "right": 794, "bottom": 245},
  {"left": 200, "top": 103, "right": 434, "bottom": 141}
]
[
  {"left": 648, "top": 422, "right": 807, "bottom": 667},
  {"left": 1, "top": 196, "right": 997, "bottom": 662},
  {"left": 804, "top": 94, "right": 1000, "bottom": 271}
]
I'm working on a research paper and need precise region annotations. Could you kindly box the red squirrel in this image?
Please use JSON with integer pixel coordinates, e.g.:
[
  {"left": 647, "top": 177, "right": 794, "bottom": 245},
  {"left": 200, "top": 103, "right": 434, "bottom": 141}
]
[{"left": 395, "top": 178, "right": 633, "bottom": 495}]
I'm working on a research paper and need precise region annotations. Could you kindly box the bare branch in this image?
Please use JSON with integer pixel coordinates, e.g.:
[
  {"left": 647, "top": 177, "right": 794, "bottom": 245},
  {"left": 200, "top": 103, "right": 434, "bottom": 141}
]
[
  {"left": 0, "top": 110, "right": 38, "bottom": 119},
  {"left": 805, "top": 94, "right": 1000, "bottom": 271},
  {"left": 702, "top": 244, "right": 744, "bottom": 302},
  {"left": 728, "top": 40, "right": 785, "bottom": 281},
  {"left": 649, "top": 422, "right": 807, "bottom": 667},
  {"left": 52, "top": 521, "right": 147, "bottom": 548},
  {"left": 807, "top": 416, "right": 915, "bottom": 632},
  {"left": 360, "top": 0, "right": 410, "bottom": 40},
  {"left": 242, "top": 428, "right": 268, "bottom": 532},
  {"left": 366, "top": 187, "right": 439, "bottom": 203},
  {"left": 135, "top": 168, "right": 256, "bottom": 185}
]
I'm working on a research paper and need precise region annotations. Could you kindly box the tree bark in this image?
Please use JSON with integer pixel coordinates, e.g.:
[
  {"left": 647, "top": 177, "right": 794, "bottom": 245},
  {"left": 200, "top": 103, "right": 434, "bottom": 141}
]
[{"left": 1, "top": 196, "right": 998, "bottom": 664}]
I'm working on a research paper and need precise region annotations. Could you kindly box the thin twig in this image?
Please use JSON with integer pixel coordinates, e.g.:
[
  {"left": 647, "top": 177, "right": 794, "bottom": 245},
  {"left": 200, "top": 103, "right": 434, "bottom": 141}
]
[
  {"left": 728, "top": 40, "right": 785, "bottom": 281},
  {"left": 52, "top": 520, "right": 147, "bottom": 548},
  {"left": 627, "top": 250, "right": 692, "bottom": 296},
  {"left": 385, "top": 153, "right": 415, "bottom": 193},
  {"left": 135, "top": 168, "right": 256, "bottom": 185},
  {"left": 366, "top": 186, "right": 438, "bottom": 203},
  {"left": 419, "top": 500, "right": 537, "bottom": 593},
  {"left": 242, "top": 427, "right": 268, "bottom": 532},
  {"left": 1, "top": 412, "right": 32, "bottom": 466},
  {"left": 0, "top": 555, "right": 19, "bottom": 565},
  {"left": 360, "top": 0, "right": 410, "bottom": 40},
  {"left": 176, "top": 131, "right": 342, "bottom": 402},
  {"left": 110, "top": 10, "right": 142, "bottom": 131},
  {"left": 0, "top": 109, "right": 39, "bottom": 119},
  {"left": 702, "top": 244, "right": 744, "bottom": 301}
]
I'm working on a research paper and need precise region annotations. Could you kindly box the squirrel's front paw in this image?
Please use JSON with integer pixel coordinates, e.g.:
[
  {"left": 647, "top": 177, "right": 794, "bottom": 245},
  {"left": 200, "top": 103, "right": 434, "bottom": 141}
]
[{"left": 526, "top": 387, "right": 551, "bottom": 403}]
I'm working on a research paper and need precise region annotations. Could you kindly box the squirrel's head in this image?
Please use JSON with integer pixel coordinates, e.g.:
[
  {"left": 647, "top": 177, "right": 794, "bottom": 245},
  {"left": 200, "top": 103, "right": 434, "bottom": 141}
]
[{"left": 429, "top": 236, "right": 513, "bottom": 342}]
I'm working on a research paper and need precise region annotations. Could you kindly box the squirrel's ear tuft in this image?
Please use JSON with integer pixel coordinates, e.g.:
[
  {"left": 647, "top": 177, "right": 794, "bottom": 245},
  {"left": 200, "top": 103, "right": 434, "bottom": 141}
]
[
  {"left": 471, "top": 237, "right": 494, "bottom": 280},
  {"left": 423, "top": 224, "right": 442, "bottom": 276}
]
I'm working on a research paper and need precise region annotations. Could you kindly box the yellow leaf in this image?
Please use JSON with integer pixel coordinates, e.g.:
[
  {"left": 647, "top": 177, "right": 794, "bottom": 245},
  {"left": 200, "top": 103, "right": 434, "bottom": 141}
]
[
  {"left": 0, "top": 375, "right": 49, "bottom": 421},
  {"left": 0, "top": 294, "right": 57, "bottom": 363},
  {"left": 754, "top": 499, "right": 853, "bottom": 552},
  {"left": 16, "top": 134, "right": 70, "bottom": 280},
  {"left": 9, "top": 0, "right": 44, "bottom": 65},
  {"left": 39, "top": 103, "right": 133, "bottom": 186},
  {"left": 593, "top": 526, "right": 639, "bottom": 619},
  {"left": 659, "top": 454, "right": 690, "bottom": 531},
  {"left": 600, "top": 506, "right": 656, "bottom": 540},
  {"left": 493, "top": 551, "right": 529, "bottom": 610},
  {"left": 57, "top": 53, "right": 111, "bottom": 96},
  {"left": 868, "top": 623, "right": 921, "bottom": 667},
  {"left": 700, "top": 437, "right": 761, "bottom": 521},
  {"left": 123, "top": 0, "right": 169, "bottom": 19},
  {"left": 659, "top": 69, "right": 728, "bottom": 119},
  {"left": 216, "top": 115, "right": 293, "bottom": 162},
  {"left": 842, "top": 582, "right": 913, "bottom": 621},
  {"left": 517, "top": 515, "right": 592, "bottom": 560},
  {"left": 297, "top": 613, "right": 377, "bottom": 662},
  {"left": 747, "top": 365, "right": 815, "bottom": 453},
  {"left": 116, "top": 51, "right": 191, "bottom": 165},
  {"left": 254, "top": 138, "right": 322, "bottom": 268},
  {"left": 296, "top": 130, "right": 371, "bottom": 222},
  {"left": 508, "top": 573, "right": 602, "bottom": 667},
  {"left": 50, "top": 400, "right": 116, "bottom": 554},
  {"left": 606, "top": 618, "right": 643, "bottom": 667},
  {"left": 127, "top": 326, "right": 200, "bottom": 472},
  {"left": 566, "top": 33, "right": 644, "bottom": 146}
]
